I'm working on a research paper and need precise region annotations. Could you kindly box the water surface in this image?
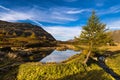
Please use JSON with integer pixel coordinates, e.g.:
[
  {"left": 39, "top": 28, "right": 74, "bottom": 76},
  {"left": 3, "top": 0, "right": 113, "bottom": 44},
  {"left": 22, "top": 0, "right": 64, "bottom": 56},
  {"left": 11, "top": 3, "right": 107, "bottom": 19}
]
[{"left": 40, "top": 50, "right": 80, "bottom": 63}]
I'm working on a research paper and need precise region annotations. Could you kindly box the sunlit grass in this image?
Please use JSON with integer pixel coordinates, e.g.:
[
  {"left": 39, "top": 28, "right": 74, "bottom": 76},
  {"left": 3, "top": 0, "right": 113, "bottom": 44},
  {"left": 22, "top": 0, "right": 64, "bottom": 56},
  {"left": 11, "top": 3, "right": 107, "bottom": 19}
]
[
  {"left": 106, "top": 53, "right": 120, "bottom": 75},
  {"left": 17, "top": 54, "right": 114, "bottom": 80}
]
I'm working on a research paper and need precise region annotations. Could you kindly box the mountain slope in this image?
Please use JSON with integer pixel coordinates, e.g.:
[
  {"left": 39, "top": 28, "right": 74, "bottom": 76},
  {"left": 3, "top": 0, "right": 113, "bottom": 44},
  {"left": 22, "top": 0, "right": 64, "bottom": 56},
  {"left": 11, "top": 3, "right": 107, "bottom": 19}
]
[
  {"left": 0, "top": 20, "right": 56, "bottom": 47},
  {"left": 112, "top": 30, "right": 120, "bottom": 43}
]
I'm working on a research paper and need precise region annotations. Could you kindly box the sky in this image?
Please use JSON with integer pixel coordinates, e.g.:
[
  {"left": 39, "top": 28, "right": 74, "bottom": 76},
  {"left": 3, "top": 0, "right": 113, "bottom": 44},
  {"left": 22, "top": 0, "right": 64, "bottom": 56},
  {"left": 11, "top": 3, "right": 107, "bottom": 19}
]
[{"left": 0, "top": 0, "right": 120, "bottom": 41}]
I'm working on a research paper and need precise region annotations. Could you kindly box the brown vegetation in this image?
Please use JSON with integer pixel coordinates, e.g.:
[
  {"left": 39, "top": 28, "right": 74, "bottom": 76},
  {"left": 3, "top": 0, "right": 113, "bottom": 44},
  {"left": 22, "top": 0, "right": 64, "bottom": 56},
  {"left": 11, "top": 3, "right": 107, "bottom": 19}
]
[{"left": 0, "top": 20, "right": 56, "bottom": 47}]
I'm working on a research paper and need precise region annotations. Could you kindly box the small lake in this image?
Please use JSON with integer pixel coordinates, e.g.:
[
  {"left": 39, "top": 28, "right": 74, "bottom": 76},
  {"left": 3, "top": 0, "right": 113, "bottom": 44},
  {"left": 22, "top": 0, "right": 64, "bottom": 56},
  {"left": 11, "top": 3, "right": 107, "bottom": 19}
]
[{"left": 40, "top": 50, "right": 80, "bottom": 63}]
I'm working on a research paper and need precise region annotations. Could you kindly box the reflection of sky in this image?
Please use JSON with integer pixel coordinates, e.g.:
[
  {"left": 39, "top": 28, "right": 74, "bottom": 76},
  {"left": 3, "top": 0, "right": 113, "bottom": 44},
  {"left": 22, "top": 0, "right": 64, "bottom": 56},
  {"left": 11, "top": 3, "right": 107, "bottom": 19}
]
[{"left": 40, "top": 50, "right": 80, "bottom": 63}]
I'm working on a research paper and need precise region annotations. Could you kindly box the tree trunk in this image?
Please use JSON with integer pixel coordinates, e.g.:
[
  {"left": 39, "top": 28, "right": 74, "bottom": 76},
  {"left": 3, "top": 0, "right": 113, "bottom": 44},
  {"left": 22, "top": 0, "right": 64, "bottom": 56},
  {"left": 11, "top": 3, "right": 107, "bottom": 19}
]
[
  {"left": 83, "top": 40, "right": 93, "bottom": 64},
  {"left": 83, "top": 50, "right": 91, "bottom": 64}
]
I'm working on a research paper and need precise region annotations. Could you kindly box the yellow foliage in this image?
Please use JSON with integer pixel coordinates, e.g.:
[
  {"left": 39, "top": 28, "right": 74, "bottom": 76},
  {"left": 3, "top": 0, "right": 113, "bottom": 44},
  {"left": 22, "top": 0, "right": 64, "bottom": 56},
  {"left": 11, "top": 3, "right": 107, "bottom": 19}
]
[{"left": 82, "top": 49, "right": 89, "bottom": 55}]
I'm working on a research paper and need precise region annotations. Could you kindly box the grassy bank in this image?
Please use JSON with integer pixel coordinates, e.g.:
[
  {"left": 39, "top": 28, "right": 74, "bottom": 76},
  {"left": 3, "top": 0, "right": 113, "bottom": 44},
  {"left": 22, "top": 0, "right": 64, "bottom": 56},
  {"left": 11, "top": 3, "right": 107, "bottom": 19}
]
[
  {"left": 104, "top": 44, "right": 120, "bottom": 75},
  {"left": 2, "top": 44, "right": 120, "bottom": 80},
  {"left": 17, "top": 54, "right": 114, "bottom": 80},
  {"left": 106, "top": 53, "right": 120, "bottom": 75}
]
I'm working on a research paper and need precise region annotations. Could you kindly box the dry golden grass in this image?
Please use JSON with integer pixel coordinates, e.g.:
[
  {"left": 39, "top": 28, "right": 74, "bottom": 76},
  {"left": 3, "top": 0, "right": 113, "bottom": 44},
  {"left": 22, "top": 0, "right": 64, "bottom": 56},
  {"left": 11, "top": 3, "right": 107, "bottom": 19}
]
[{"left": 106, "top": 43, "right": 120, "bottom": 51}]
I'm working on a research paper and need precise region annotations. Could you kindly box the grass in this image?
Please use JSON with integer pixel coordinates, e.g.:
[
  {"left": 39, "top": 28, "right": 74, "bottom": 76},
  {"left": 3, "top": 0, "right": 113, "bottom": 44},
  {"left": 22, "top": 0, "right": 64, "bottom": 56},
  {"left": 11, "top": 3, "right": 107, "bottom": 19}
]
[
  {"left": 100, "top": 43, "right": 120, "bottom": 75},
  {"left": 102, "top": 43, "right": 120, "bottom": 51},
  {"left": 17, "top": 54, "right": 114, "bottom": 80},
  {"left": 2, "top": 44, "right": 120, "bottom": 80},
  {"left": 106, "top": 53, "right": 120, "bottom": 75}
]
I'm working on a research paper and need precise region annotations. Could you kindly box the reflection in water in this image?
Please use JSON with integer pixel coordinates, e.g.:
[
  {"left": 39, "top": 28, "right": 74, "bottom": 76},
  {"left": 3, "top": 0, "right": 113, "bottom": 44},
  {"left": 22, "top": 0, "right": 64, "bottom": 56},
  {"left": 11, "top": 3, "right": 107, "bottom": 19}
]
[
  {"left": 25, "top": 49, "right": 55, "bottom": 62},
  {"left": 40, "top": 50, "right": 80, "bottom": 63}
]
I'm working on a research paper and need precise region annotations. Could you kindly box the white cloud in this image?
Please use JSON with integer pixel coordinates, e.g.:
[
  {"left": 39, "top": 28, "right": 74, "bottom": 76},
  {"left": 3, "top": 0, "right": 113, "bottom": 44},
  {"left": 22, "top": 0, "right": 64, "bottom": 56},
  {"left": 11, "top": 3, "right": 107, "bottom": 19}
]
[
  {"left": 30, "top": 19, "right": 44, "bottom": 26},
  {"left": 0, "top": 5, "right": 92, "bottom": 24},
  {"left": 0, "top": 5, "right": 83, "bottom": 41},
  {"left": 0, "top": 5, "right": 80, "bottom": 24},
  {"left": 107, "top": 20, "right": 120, "bottom": 30},
  {"left": 0, "top": 5, "right": 12, "bottom": 11},
  {"left": 0, "top": 5, "right": 33, "bottom": 21},
  {"left": 0, "top": 12, "right": 32, "bottom": 21},
  {"left": 66, "top": 9, "right": 91, "bottom": 14},
  {"left": 97, "top": 5, "right": 120, "bottom": 15},
  {"left": 53, "top": 16, "right": 77, "bottom": 21},
  {"left": 110, "top": 5, "right": 120, "bottom": 13},
  {"left": 43, "top": 26, "right": 82, "bottom": 41}
]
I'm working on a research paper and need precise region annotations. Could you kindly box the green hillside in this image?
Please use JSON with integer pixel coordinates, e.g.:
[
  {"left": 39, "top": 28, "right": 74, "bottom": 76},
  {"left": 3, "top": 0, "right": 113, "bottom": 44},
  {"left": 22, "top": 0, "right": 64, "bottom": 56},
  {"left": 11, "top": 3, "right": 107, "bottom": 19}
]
[{"left": 0, "top": 20, "right": 56, "bottom": 47}]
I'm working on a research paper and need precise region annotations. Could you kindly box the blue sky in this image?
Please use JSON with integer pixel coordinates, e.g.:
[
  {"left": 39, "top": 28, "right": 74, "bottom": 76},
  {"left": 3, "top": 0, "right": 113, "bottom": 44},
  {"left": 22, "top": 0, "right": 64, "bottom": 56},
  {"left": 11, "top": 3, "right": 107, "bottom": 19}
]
[{"left": 0, "top": 0, "right": 120, "bottom": 41}]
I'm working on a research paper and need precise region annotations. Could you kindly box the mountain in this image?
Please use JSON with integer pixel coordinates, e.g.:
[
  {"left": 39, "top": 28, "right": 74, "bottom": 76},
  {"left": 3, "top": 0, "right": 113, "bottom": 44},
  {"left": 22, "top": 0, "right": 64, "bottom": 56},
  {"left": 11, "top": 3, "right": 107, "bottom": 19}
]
[
  {"left": 0, "top": 20, "right": 56, "bottom": 47},
  {"left": 112, "top": 30, "right": 120, "bottom": 43}
]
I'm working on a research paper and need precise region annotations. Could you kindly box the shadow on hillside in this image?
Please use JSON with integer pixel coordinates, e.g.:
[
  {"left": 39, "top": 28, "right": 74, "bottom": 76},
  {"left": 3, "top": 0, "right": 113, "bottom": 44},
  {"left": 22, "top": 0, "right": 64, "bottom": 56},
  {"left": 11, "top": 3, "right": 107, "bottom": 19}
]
[{"left": 57, "top": 70, "right": 110, "bottom": 80}]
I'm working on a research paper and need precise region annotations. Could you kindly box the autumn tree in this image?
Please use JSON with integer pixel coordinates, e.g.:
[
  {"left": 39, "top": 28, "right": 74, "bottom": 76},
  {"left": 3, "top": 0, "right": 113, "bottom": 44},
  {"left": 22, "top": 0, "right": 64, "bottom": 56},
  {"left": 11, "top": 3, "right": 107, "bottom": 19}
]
[{"left": 75, "top": 11, "right": 112, "bottom": 64}]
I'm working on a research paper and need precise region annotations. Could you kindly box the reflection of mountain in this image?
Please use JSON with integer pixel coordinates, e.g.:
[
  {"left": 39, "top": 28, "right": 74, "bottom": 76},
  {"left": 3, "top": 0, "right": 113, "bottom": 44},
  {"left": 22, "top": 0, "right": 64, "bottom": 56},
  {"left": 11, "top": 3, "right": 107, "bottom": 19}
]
[
  {"left": 0, "top": 48, "right": 55, "bottom": 62},
  {"left": 0, "top": 48, "right": 55, "bottom": 80},
  {"left": 0, "top": 20, "right": 56, "bottom": 47},
  {"left": 21, "top": 49, "right": 55, "bottom": 62}
]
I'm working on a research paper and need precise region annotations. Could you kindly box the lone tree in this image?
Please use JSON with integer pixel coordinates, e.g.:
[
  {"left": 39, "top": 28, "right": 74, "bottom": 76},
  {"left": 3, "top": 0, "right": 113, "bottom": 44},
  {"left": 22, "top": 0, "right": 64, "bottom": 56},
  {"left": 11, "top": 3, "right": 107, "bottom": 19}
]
[{"left": 75, "top": 11, "right": 112, "bottom": 64}]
